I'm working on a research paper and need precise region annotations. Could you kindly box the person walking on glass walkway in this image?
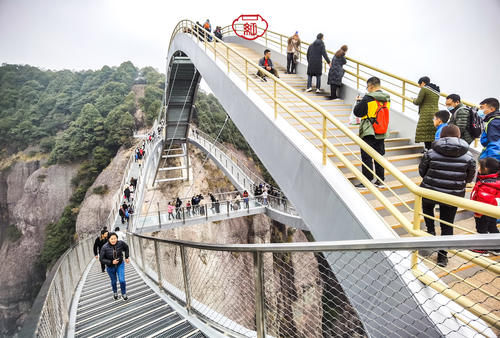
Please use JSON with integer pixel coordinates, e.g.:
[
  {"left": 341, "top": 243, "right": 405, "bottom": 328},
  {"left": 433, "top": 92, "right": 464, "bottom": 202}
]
[{"left": 100, "top": 232, "right": 130, "bottom": 301}]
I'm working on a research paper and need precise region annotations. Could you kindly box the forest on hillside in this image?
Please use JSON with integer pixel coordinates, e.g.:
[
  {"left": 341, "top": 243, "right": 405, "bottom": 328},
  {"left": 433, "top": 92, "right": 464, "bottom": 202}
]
[
  {"left": 0, "top": 62, "right": 164, "bottom": 266},
  {"left": 0, "top": 61, "right": 277, "bottom": 267}
]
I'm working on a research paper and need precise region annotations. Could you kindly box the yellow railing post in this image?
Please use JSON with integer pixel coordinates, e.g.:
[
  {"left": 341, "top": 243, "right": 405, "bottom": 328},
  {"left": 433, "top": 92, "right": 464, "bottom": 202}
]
[
  {"left": 402, "top": 81, "right": 406, "bottom": 112},
  {"left": 245, "top": 60, "right": 248, "bottom": 92},
  {"left": 411, "top": 195, "right": 423, "bottom": 268},
  {"left": 214, "top": 38, "right": 217, "bottom": 61},
  {"left": 204, "top": 34, "right": 207, "bottom": 52},
  {"left": 274, "top": 81, "right": 277, "bottom": 119},
  {"left": 356, "top": 63, "right": 360, "bottom": 90},
  {"left": 227, "top": 46, "right": 230, "bottom": 73},
  {"left": 265, "top": 32, "right": 268, "bottom": 47},
  {"left": 322, "top": 116, "right": 327, "bottom": 165},
  {"left": 280, "top": 35, "right": 283, "bottom": 54}
]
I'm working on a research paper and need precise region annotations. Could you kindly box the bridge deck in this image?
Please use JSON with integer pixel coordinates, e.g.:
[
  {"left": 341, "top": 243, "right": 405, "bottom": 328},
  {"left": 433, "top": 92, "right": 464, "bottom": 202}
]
[{"left": 73, "top": 260, "right": 205, "bottom": 338}]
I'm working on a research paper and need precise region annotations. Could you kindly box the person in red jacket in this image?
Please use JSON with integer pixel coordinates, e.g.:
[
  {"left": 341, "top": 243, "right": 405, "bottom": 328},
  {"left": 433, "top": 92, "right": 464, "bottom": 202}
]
[{"left": 470, "top": 157, "right": 500, "bottom": 235}]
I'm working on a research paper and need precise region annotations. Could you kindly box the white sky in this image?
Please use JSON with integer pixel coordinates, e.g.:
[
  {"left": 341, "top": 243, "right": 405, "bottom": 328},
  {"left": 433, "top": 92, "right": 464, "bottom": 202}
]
[{"left": 0, "top": 0, "right": 499, "bottom": 103}]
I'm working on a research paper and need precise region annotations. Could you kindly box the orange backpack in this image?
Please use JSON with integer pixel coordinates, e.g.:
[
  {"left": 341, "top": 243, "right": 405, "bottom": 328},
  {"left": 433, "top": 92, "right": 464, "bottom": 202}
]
[{"left": 372, "top": 101, "right": 389, "bottom": 134}]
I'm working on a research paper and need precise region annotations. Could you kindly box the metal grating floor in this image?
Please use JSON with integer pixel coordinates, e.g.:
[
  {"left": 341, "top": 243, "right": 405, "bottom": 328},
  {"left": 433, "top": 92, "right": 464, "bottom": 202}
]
[{"left": 74, "top": 261, "right": 205, "bottom": 338}]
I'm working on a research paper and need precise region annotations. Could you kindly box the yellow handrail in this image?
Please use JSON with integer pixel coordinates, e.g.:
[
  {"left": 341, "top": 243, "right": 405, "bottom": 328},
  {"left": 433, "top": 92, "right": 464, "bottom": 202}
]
[
  {"left": 225, "top": 24, "right": 477, "bottom": 109},
  {"left": 171, "top": 20, "right": 500, "bottom": 233},
  {"left": 170, "top": 19, "right": 499, "bottom": 330}
]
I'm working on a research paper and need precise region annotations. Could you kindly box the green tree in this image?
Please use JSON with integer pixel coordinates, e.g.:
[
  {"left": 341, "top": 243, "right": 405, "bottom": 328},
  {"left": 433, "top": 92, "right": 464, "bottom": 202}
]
[{"left": 104, "top": 105, "right": 135, "bottom": 150}]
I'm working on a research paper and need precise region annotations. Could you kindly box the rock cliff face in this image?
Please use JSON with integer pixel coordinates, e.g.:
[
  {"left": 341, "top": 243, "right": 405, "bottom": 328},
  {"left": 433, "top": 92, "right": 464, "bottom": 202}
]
[
  {"left": 0, "top": 162, "right": 78, "bottom": 334},
  {"left": 75, "top": 147, "right": 132, "bottom": 238},
  {"left": 137, "top": 145, "right": 324, "bottom": 336},
  {"left": 137, "top": 144, "right": 364, "bottom": 337},
  {"left": 0, "top": 161, "right": 40, "bottom": 245}
]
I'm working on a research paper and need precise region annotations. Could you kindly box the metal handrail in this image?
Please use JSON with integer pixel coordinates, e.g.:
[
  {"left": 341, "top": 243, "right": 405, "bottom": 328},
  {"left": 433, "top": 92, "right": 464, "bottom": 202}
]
[
  {"left": 189, "top": 127, "right": 292, "bottom": 200},
  {"left": 20, "top": 238, "right": 94, "bottom": 337},
  {"left": 171, "top": 20, "right": 500, "bottom": 226},
  {"left": 224, "top": 25, "right": 477, "bottom": 108},
  {"left": 131, "top": 231, "right": 500, "bottom": 331},
  {"left": 132, "top": 232, "right": 500, "bottom": 252},
  {"left": 169, "top": 20, "right": 500, "bottom": 328}
]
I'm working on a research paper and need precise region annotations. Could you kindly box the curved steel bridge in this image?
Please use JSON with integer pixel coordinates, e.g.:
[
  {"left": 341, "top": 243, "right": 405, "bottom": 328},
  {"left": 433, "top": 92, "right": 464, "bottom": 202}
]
[{"left": 21, "top": 20, "right": 500, "bottom": 338}]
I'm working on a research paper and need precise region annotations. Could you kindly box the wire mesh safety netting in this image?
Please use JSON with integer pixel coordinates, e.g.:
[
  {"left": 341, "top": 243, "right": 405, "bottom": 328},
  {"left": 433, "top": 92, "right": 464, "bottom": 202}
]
[{"left": 130, "top": 233, "right": 499, "bottom": 338}]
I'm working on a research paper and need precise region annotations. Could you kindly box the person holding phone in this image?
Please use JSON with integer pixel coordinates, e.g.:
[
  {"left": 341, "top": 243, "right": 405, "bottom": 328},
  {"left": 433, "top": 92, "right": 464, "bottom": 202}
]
[{"left": 100, "top": 232, "right": 130, "bottom": 300}]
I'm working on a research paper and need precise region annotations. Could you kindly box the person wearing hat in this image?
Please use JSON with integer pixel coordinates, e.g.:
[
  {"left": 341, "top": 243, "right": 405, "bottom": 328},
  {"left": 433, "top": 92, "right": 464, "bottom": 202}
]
[{"left": 286, "top": 31, "right": 301, "bottom": 74}]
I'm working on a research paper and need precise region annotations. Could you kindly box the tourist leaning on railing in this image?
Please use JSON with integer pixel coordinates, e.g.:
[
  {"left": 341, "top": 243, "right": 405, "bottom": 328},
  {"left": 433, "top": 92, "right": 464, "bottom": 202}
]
[{"left": 418, "top": 125, "right": 476, "bottom": 267}]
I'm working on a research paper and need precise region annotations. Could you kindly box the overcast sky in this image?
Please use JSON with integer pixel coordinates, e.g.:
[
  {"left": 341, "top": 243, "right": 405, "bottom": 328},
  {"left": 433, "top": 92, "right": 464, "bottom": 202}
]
[{"left": 1, "top": 0, "right": 499, "bottom": 103}]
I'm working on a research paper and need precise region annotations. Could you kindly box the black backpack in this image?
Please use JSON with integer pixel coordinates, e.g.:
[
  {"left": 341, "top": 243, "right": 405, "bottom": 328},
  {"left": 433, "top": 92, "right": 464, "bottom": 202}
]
[{"left": 466, "top": 106, "right": 484, "bottom": 139}]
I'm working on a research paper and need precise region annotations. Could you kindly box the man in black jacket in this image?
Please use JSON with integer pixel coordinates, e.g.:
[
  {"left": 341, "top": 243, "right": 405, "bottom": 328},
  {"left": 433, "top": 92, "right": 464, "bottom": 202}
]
[
  {"left": 100, "top": 232, "right": 130, "bottom": 300},
  {"left": 93, "top": 230, "right": 108, "bottom": 272},
  {"left": 306, "top": 33, "right": 330, "bottom": 93},
  {"left": 418, "top": 125, "right": 476, "bottom": 267}
]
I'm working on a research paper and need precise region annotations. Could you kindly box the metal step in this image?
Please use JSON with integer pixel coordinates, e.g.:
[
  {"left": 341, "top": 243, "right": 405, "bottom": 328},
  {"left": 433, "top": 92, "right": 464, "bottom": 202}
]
[
  {"left": 162, "top": 153, "right": 186, "bottom": 159},
  {"left": 158, "top": 166, "right": 187, "bottom": 171},
  {"left": 155, "top": 177, "right": 185, "bottom": 183}
]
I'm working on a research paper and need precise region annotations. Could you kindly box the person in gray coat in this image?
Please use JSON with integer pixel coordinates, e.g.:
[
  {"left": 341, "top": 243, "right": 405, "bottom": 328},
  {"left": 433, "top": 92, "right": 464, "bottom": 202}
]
[
  {"left": 306, "top": 33, "right": 330, "bottom": 93},
  {"left": 327, "top": 45, "right": 348, "bottom": 100}
]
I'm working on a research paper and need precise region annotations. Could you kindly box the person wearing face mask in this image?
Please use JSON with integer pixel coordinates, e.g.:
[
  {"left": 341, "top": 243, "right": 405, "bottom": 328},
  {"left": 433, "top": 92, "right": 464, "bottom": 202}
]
[
  {"left": 446, "top": 94, "right": 474, "bottom": 145},
  {"left": 286, "top": 32, "right": 301, "bottom": 74},
  {"left": 479, "top": 98, "right": 500, "bottom": 162}
]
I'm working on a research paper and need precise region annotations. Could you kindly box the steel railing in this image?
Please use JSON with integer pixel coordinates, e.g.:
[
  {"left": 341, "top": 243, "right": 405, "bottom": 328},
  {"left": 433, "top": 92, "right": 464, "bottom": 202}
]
[
  {"left": 169, "top": 19, "right": 500, "bottom": 327},
  {"left": 24, "top": 123, "right": 164, "bottom": 337},
  {"left": 223, "top": 24, "right": 477, "bottom": 113},
  {"left": 129, "top": 232, "right": 500, "bottom": 337},
  {"left": 19, "top": 238, "right": 94, "bottom": 338},
  {"left": 189, "top": 127, "right": 297, "bottom": 213},
  {"left": 134, "top": 194, "right": 302, "bottom": 234},
  {"left": 173, "top": 24, "right": 500, "bottom": 239}
]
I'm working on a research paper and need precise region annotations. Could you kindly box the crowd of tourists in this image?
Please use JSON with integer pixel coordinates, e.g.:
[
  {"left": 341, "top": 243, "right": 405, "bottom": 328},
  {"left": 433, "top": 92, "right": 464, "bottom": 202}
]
[
  {"left": 351, "top": 74, "right": 499, "bottom": 266},
  {"left": 251, "top": 29, "right": 500, "bottom": 267},
  {"left": 92, "top": 26, "right": 500, "bottom": 302}
]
